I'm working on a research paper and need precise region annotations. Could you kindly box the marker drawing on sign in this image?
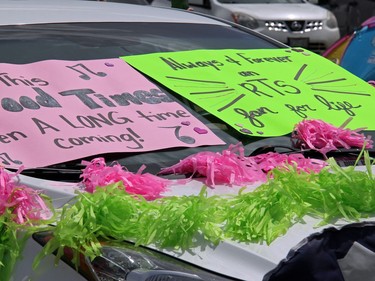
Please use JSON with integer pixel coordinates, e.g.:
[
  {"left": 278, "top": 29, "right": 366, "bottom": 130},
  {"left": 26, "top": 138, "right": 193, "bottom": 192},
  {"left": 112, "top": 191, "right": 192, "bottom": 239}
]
[
  {"left": 301, "top": 71, "right": 336, "bottom": 83},
  {"left": 166, "top": 75, "right": 244, "bottom": 111},
  {"left": 166, "top": 76, "right": 234, "bottom": 95},
  {"left": 193, "top": 127, "right": 208, "bottom": 134},
  {"left": 234, "top": 107, "right": 278, "bottom": 128},
  {"left": 190, "top": 88, "right": 235, "bottom": 95},
  {"left": 0, "top": 152, "right": 22, "bottom": 165},
  {"left": 159, "top": 125, "right": 196, "bottom": 144},
  {"left": 314, "top": 95, "right": 361, "bottom": 116},
  {"left": 284, "top": 103, "right": 317, "bottom": 118},
  {"left": 294, "top": 63, "right": 371, "bottom": 96},
  {"left": 66, "top": 63, "right": 107, "bottom": 80},
  {"left": 306, "top": 78, "right": 347, "bottom": 85},
  {"left": 166, "top": 76, "right": 226, "bottom": 85},
  {"left": 217, "top": 94, "right": 246, "bottom": 112},
  {"left": 294, "top": 64, "right": 307, "bottom": 81},
  {"left": 311, "top": 88, "right": 371, "bottom": 96}
]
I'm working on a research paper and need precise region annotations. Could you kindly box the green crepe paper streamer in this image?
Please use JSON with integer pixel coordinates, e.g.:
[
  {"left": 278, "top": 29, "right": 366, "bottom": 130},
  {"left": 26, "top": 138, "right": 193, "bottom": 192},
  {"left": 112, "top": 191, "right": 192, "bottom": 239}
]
[
  {"left": 34, "top": 182, "right": 227, "bottom": 269},
  {"left": 224, "top": 156, "right": 375, "bottom": 244},
  {"left": 137, "top": 187, "right": 226, "bottom": 249},
  {"left": 35, "top": 153, "right": 375, "bottom": 269},
  {"left": 33, "top": 188, "right": 109, "bottom": 270},
  {"left": 223, "top": 169, "right": 315, "bottom": 245},
  {"left": 0, "top": 217, "right": 20, "bottom": 281}
]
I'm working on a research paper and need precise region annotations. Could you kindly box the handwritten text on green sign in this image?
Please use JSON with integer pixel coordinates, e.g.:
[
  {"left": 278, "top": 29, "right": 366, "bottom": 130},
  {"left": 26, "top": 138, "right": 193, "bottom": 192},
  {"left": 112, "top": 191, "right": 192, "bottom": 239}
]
[{"left": 123, "top": 48, "right": 375, "bottom": 137}]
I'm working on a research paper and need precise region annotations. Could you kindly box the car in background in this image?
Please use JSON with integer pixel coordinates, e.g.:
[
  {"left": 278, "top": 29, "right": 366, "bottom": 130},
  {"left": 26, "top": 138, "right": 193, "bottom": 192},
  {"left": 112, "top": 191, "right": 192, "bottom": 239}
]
[
  {"left": 152, "top": 0, "right": 340, "bottom": 53},
  {"left": 0, "top": 1, "right": 373, "bottom": 281}
]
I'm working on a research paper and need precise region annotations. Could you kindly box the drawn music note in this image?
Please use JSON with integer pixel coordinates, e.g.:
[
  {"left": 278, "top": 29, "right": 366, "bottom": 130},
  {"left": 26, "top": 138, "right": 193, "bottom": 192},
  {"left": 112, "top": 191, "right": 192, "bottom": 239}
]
[
  {"left": 160, "top": 126, "right": 196, "bottom": 144},
  {"left": 66, "top": 63, "right": 107, "bottom": 80},
  {"left": 0, "top": 153, "right": 22, "bottom": 165}
]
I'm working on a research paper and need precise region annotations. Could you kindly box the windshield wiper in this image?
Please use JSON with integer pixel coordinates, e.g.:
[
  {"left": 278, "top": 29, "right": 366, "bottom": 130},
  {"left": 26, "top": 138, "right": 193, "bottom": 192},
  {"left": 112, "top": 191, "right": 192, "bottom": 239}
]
[{"left": 9, "top": 166, "right": 84, "bottom": 182}]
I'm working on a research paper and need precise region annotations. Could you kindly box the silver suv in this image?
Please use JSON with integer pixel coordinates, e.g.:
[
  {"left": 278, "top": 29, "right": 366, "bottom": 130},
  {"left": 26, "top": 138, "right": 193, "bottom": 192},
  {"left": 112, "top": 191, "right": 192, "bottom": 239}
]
[{"left": 153, "top": 0, "right": 340, "bottom": 53}]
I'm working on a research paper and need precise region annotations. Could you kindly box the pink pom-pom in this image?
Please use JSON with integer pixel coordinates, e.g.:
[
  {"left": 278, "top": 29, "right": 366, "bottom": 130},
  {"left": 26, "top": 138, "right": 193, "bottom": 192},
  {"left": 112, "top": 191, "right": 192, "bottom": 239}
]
[
  {"left": 159, "top": 143, "right": 267, "bottom": 187},
  {"left": 0, "top": 167, "right": 53, "bottom": 224},
  {"left": 253, "top": 152, "right": 327, "bottom": 174},
  {"left": 160, "top": 143, "right": 327, "bottom": 187},
  {"left": 8, "top": 187, "right": 53, "bottom": 224},
  {"left": 80, "top": 158, "right": 171, "bottom": 200},
  {"left": 292, "top": 119, "right": 373, "bottom": 155}
]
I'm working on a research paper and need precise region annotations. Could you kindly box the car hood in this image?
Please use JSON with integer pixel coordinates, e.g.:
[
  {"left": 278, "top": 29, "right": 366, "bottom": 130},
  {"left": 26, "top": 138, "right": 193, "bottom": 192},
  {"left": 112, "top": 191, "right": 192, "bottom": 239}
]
[
  {"left": 223, "top": 3, "right": 328, "bottom": 21},
  {"left": 18, "top": 165, "right": 375, "bottom": 280}
]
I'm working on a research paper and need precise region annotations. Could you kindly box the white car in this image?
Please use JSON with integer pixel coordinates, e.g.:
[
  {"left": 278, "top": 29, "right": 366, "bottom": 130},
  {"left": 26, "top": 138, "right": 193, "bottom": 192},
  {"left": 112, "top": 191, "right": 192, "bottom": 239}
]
[
  {"left": 0, "top": 1, "right": 373, "bottom": 281},
  {"left": 152, "top": 0, "right": 340, "bottom": 53}
]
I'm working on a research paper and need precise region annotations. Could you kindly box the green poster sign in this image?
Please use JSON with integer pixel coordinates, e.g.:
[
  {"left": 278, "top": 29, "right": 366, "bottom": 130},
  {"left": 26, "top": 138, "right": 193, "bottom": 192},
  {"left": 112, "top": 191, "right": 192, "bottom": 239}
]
[{"left": 122, "top": 48, "right": 375, "bottom": 137}]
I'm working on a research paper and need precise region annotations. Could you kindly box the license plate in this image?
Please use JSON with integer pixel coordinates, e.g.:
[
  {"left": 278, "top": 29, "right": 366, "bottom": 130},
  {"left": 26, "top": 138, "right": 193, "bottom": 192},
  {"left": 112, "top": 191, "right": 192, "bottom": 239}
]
[{"left": 288, "top": 38, "right": 309, "bottom": 48}]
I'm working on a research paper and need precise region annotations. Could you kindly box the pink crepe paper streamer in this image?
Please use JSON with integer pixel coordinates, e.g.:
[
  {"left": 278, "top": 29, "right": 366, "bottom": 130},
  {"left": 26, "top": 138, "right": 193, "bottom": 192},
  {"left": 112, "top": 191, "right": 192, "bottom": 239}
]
[
  {"left": 159, "top": 143, "right": 267, "bottom": 187},
  {"left": 0, "top": 167, "right": 52, "bottom": 224},
  {"left": 253, "top": 152, "right": 327, "bottom": 174},
  {"left": 292, "top": 119, "right": 373, "bottom": 155},
  {"left": 159, "top": 143, "right": 326, "bottom": 187},
  {"left": 80, "top": 158, "right": 172, "bottom": 200}
]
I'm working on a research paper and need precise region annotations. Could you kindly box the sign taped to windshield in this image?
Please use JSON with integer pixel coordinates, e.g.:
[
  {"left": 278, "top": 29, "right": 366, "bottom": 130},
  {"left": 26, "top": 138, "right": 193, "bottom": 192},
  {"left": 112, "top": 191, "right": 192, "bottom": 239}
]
[
  {"left": 123, "top": 48, "right": 375, "bottom": 136},
  {"left": 0, "top": 58, "right": 224, "bottom": 168}
]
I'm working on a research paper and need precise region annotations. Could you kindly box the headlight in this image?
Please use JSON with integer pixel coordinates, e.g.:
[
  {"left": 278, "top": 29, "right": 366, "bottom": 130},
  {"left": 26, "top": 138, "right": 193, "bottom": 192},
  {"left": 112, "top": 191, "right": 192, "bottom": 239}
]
[
  {"left": 232, "top": 13, "right": 259, "bottom": 29},
  {"left": 33, "top": 232, "right": 234, "bottom": 281},
  {"left": 87, "top": 243, "right": 234, "bottom": 281},
  {"left": 326, "top": 10, "right": 338, "bottom": 29}
]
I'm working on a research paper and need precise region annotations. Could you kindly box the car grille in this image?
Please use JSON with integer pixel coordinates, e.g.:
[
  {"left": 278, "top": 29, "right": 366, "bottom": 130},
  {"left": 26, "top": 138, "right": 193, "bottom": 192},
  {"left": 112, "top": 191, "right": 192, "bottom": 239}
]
[{"left": 265, "top": 20, "right": 323, "bottom": 32}]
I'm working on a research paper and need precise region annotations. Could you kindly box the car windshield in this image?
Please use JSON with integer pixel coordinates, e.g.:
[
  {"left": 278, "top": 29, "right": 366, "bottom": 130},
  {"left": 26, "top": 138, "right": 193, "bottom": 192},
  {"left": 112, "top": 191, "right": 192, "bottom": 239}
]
[
  {"left": 0, "top": 22, "right": 280, "bottom": 63},
  {"left": 0, "top": 22, "right": 287, "bottom": 179}
]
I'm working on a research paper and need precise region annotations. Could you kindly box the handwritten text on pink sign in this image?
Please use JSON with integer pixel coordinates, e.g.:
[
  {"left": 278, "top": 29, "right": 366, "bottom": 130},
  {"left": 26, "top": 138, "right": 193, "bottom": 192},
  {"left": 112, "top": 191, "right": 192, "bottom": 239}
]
[{"left": 0, "top": 58, "right": 223, "bottom": 168}]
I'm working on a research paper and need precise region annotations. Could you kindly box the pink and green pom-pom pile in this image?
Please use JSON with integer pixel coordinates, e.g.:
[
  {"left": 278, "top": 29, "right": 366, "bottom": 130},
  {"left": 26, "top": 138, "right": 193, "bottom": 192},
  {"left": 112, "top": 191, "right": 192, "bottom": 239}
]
[
  {"left": 2, "top": 118, "right": 373, "bottom": 278},
  {"left": 35, "top": 151, "right": 374, "bottom": 268},
  {"left": 0, "top": 167, "right": 55, "bottom": 281}
]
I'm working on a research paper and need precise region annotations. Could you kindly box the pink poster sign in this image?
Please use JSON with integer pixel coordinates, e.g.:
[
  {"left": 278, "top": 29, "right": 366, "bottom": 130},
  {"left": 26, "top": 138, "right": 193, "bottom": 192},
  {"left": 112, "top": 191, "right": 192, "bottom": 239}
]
[{"left": 0, "top": 58, "right": 224, "bottom": 168}]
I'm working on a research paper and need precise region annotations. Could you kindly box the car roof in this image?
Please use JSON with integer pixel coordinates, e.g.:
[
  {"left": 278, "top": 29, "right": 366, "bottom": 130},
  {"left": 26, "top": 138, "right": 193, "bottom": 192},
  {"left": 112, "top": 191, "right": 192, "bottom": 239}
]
[{"left": 0, "top": 0, "right": 230, "bottom": 26}]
